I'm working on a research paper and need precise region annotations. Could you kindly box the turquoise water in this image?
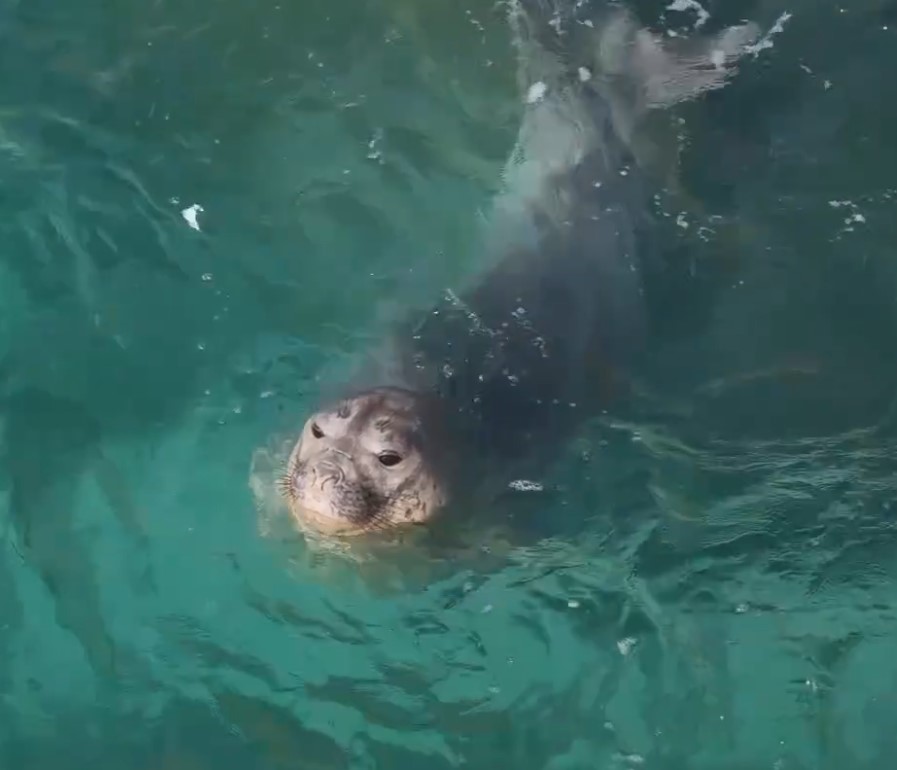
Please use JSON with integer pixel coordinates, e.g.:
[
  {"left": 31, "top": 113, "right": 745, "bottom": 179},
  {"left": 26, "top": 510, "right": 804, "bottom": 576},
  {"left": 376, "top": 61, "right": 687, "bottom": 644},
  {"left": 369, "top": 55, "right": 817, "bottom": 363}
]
[{"left": 2, "top": 0, "right": 897, "bottom": 767}]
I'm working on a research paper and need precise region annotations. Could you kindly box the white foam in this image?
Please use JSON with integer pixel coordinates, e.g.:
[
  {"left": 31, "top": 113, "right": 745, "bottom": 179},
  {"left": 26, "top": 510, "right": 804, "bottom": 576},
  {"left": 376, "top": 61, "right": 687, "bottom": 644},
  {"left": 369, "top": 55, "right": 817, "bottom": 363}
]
[
  {"left": 525, "top": 81, "right": 548, "bottom": 104},
  {"left": 181, "top": 203, "right": 203, "bottom": 231}
]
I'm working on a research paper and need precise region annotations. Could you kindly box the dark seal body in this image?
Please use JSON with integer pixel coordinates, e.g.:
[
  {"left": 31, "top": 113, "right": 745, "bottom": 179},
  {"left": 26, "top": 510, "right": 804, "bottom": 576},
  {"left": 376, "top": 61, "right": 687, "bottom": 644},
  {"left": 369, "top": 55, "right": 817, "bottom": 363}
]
[
  {"left": 392, "top": 137, "right": 652, "bottom": 488},
  {"left": 348, "top": 1, "right": 757, "bottom": 502}
]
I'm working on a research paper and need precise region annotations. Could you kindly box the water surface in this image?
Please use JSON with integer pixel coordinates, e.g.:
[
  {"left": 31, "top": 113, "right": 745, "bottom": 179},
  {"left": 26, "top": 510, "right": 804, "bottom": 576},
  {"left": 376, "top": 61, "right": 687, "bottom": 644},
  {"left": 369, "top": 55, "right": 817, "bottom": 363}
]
[{"left": 2, "top": 0, "right": 897, "bottom": 767}]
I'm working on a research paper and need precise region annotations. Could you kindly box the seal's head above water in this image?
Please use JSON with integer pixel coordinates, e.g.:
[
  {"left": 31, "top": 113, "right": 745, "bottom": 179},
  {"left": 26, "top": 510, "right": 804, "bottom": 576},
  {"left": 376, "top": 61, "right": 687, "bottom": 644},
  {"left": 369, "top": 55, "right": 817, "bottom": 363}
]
[{"left": 280, "top": 386, "right": 450, "bottom": 536}]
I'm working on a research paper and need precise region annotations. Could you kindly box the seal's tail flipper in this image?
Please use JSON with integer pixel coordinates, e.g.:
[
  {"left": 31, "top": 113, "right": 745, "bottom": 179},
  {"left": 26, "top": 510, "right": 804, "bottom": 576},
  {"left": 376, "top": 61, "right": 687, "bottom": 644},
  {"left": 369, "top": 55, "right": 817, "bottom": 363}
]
[
  {"left": 505, "top": 0, "right": 761, "bottom": 200},
  {"left": 621, "top": 18, "right": 762, "bottom": 110},
  {"left": 509, "top": 1, "right": 759, "bottom": 110}
]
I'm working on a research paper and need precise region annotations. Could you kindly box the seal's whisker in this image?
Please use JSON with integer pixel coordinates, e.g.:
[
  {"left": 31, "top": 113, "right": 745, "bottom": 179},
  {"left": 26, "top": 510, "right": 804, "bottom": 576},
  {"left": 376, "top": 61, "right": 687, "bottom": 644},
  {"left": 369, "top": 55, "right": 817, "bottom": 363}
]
[{"left": 366, "top": 506, "right": 405, "bottom": 533}]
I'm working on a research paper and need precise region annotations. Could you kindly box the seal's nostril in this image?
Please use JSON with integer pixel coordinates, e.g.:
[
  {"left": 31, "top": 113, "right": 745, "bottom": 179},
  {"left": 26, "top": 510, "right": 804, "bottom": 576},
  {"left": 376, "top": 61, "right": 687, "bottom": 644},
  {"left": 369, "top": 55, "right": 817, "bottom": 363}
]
[
  {"left": 317, "top": 461, "right": 345, "bottom": 492},
  {"left": 311, "top": 422, "right": 324, "bottom": 439},
  {"left": 321, "top": 469, "right": 344, "bottom": 492}
]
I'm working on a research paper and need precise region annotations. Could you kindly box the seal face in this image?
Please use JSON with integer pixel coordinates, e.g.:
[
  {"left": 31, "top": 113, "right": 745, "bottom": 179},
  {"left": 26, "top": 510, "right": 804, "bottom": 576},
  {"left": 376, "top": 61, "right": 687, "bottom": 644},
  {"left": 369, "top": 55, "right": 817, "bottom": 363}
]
[{"left": 280, "top": 387, "right": 448, "bottom": 536}]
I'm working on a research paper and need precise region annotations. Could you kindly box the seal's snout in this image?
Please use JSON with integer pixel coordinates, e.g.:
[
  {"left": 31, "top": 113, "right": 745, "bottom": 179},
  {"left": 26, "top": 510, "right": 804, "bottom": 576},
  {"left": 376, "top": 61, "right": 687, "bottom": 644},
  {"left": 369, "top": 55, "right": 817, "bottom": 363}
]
[{"left": 316, "top": 458, "right": 348, "bottom": 492}]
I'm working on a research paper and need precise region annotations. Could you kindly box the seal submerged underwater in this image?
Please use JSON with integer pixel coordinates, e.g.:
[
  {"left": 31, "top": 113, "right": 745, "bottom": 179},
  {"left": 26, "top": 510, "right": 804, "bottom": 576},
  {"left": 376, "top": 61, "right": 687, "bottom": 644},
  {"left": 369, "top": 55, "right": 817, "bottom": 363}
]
[{"left": 255, "top": 0, "right": 760, "bottom": 540}]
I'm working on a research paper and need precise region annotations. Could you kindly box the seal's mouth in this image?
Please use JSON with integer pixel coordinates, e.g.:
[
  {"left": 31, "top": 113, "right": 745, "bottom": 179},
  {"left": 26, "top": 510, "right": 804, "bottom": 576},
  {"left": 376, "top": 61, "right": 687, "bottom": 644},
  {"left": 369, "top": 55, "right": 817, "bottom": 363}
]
[{"left": 288, "top": 502, "right": 374, "bottom": 537}]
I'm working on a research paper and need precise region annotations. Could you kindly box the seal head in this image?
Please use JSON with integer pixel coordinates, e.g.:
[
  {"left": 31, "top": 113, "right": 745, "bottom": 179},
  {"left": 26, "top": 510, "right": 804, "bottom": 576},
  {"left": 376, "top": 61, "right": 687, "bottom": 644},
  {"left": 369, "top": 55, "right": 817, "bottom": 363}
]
[{"left": 280, "top": 387, "right": 450, "bottom": 536}]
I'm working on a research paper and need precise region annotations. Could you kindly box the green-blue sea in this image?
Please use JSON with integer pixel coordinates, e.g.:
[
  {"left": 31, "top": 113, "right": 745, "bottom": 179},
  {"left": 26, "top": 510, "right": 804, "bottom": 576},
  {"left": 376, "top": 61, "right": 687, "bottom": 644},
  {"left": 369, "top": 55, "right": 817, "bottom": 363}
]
[{"left": 2, "top": 0, "right": 897, "bottom": 767}]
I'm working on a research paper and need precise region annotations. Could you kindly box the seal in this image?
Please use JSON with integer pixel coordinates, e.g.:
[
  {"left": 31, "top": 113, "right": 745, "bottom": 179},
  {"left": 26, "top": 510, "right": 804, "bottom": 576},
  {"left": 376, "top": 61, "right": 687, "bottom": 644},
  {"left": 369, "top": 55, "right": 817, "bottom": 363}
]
[{"left": 259, "top": 0, "right": 760, "bottom": 540}]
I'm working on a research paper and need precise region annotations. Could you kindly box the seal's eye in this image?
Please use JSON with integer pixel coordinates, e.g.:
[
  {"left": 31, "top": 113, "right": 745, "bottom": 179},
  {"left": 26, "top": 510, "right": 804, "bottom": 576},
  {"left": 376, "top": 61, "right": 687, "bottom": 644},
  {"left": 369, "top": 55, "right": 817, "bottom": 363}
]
[
  {"left": 311, "top": 422, "right": 324, "bottom": 439},
  {"left": 378, "top": 451, "right": 402, "bottom": 467}
]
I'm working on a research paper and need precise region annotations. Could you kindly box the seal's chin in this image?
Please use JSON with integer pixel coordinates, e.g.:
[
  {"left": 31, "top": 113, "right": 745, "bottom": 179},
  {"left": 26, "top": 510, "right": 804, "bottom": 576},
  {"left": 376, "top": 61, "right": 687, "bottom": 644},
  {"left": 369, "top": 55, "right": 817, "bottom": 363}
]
[{"left": 288, "top": 502, "right": 374, "bottom": 538}]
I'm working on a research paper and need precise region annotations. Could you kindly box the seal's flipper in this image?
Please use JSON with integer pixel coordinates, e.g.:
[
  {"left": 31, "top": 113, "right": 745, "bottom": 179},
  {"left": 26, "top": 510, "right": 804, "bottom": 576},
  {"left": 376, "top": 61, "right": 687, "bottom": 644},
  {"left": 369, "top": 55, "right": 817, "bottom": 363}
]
[
  {"left": 597, "top": 13, "right": 761, "bottom": 111},
  {"left": 509, "top": 1, "right": 759, "bottom": 109},
  {"left": 587, "top": 7, "right": 761, "bottom": 324},
  {"left": 507, "top": 1, "right": 760, "bottom": 187}
]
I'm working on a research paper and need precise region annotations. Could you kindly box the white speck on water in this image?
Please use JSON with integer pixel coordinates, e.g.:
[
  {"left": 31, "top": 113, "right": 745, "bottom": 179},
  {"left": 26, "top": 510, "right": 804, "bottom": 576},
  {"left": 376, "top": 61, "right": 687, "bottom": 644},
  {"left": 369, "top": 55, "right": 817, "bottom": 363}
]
[
  {"left": 508, "top": 479, "right": 544, "bottom": 492},
  {"left": 617, "top": 637, "right": 637, "bottom": 656},
  {"left": 367, "top": 130, "right": 384, "bottom": 162},
  {"left": 829, "top": 199, "right": 866, "bottom": 232},
  {"left": 181, "top": 203, "right": 203, "bottom": 231},
  {"left": 260, "top": 390, "right": 274, "bottom": 399},
  {"left": 800, "top": 63, "right": 813, "bottom": 74},
  {"left": 676, "top": 212, "right": 689, "bottom": 229},
  {"left": 201, "top": 272, "right": 213, "bottom": 282},
  {"left": 465, "top": 10, "right": 485, "bottom": 34},
  {"left": 578, "top": 66, "right": 591, "bottom": 82},
  {"left": 567, "top": 599, "right": 580, "bottom": 609},
  {"left": 196, "top": 342, "right": 206, "bottom": 351},
  {"left": 482, "top": 604, "right": 493, "bottom": 614},
  {"left": 526, "top": 81, "right": 548, "bottom": 104},
  {"left": 735, "top": 602, "right": 750, "bottom": 614},
  {"left": 709, "top": 48, "right": 725, "bottom": 69}
]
